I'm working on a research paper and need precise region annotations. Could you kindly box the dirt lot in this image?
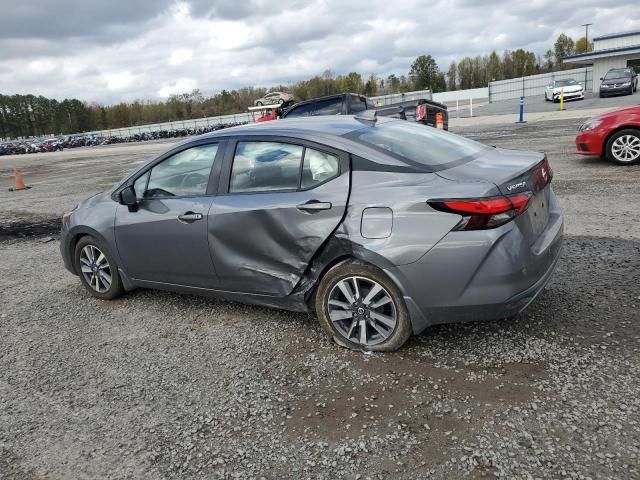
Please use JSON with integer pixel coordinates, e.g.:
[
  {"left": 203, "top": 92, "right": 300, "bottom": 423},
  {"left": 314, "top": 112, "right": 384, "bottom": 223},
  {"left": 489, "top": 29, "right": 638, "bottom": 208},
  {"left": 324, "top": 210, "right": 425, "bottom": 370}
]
[{"left": 1, "top": 119, "right": 639, "bottom": 479}]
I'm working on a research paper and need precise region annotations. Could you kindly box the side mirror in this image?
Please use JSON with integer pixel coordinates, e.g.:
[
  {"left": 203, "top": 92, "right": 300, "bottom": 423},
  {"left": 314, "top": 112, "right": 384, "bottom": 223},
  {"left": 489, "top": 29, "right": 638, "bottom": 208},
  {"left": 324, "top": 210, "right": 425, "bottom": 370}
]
[{"left": 119, "top": 185, "right": 137, "bottom": 206}]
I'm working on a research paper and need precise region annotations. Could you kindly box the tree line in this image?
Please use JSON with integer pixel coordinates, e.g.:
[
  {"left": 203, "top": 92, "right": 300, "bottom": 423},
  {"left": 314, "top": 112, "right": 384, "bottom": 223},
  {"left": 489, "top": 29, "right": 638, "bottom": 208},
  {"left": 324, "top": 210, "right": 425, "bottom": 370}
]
[{"left": 1, "top": 33, "right": 590, "bottom": 139}]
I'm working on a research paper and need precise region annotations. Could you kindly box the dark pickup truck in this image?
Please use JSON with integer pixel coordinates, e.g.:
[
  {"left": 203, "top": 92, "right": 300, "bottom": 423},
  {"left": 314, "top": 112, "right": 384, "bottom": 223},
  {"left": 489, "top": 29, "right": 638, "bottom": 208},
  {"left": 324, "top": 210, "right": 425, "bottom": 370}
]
[{"left": 281, "top": 92, "right": 449, "bottom": 130}]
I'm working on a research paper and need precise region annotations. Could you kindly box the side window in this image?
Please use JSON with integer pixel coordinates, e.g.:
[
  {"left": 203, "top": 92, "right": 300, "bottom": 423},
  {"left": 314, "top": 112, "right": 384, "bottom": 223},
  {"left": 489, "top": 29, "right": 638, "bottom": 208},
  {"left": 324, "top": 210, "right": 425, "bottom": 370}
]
[
  {"left": 144, "top": 144, "right": 218, "bottom": 198},
  {"left": 133, "top": 171, "right": 149, "bottom": 199},
  {"left": 312, "top": 98, "right": 342, "bottom": 115},
  {"left": 350, "top": 96, "right": 368, "bottom": 113},
  {"left": 284, "top": 103, "right": 313, "bottom": 118},
  {"left": 230, "top": 142, "right": 303, "bottom": 193},
  {"left": 301, "top": 149, "right": 340, "bottom": 189}
]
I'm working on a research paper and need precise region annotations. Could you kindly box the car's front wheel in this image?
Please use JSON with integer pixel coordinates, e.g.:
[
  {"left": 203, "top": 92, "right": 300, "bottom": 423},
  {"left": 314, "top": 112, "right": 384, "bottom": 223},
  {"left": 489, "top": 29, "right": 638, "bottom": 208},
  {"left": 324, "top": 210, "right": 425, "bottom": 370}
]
[
  {"left": 256, "top": 101, "right": 263, "bottom": 106},
  {"left": 315, "top": 260, "right": 412, "bottom": 351},
  {"left": 605, "top": 129, "right": 640, "bottom": 165},
  {"left": 74, "top": 236, "right": 124, "bottom": 299}
]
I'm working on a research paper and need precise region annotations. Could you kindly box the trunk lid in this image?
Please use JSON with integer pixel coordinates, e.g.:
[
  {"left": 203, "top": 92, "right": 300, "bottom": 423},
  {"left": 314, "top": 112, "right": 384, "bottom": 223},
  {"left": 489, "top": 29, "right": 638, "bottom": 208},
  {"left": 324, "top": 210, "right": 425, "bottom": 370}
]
[
  {"left": 436, "top": 147, "right": 553, "bottom": 241},
  {"left": 436, "top": 147, "right": 547, "bottom": 193}
]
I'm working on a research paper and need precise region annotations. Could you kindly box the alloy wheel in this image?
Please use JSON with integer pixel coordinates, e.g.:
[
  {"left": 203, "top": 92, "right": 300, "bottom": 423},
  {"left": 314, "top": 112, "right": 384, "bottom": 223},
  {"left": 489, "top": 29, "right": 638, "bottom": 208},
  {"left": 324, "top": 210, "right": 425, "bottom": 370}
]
[
  {"left": 79, "top": 245, "right": 112, "bottom": 293},
  {"left": 327, "top": 276, "right": 397, "bottom": 346},
  {"left": 611, "top": 134, "right": 640, "bottom": 163}
]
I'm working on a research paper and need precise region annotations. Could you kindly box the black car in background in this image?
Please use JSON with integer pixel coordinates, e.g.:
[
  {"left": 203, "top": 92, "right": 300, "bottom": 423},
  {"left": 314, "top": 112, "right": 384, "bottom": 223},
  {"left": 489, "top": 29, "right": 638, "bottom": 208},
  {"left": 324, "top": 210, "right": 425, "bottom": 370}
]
[
  {"left": 281, "top": 93, "right": 449, "bottom": 130},
  {"left": 599, "top": 68, "right": 638, "bottom": 97}
]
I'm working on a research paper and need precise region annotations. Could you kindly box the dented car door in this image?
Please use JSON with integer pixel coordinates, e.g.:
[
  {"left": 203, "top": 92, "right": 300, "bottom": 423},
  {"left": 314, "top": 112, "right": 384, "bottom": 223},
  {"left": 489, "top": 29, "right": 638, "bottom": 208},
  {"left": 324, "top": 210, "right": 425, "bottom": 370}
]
[{"left": 207, "top": 137, "right": 350, "bottom": 296}]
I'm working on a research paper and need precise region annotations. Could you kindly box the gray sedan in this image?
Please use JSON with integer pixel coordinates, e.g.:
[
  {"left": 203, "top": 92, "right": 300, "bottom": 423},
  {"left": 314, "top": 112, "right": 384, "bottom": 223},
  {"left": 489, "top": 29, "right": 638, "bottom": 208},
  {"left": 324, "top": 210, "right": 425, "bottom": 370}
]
[{"left": 60, "top": 115, "right": 563, "bottom": 351}]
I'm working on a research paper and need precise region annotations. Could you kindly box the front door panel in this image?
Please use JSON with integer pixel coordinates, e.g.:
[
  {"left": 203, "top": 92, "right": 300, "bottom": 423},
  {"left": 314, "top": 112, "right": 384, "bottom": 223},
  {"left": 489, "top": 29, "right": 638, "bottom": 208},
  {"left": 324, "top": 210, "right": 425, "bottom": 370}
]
[{"left": 115, "top": 197, "right": 217, "bottom": 288}]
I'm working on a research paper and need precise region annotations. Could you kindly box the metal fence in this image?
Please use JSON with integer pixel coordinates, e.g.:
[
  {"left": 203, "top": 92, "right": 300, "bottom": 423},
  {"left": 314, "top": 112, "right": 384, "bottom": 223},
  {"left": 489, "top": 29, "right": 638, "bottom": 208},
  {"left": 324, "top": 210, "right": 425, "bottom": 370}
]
[
  {"left": 84, "top": 112, "right": 254, "bottom": 139},
  {"left": 488, "top": 67, "right": 593, "bottom": 102}
]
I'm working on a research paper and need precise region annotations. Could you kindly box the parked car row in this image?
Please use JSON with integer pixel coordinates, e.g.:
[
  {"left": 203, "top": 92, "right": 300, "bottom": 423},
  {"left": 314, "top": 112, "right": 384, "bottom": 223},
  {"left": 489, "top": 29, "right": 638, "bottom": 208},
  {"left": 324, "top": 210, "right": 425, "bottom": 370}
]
[
  {"left": 544, "top": 68, "right": 638, "bottom": 103},
  {"left": 0, "top": 122, "right": 248, "bottom": 156}
]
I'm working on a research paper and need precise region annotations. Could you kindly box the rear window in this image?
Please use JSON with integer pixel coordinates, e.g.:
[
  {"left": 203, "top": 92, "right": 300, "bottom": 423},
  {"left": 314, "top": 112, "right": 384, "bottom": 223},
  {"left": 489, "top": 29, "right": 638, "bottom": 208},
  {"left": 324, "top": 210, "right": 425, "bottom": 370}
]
[{"left": 347, "top": 121, "right": 489, "bottom": 170}]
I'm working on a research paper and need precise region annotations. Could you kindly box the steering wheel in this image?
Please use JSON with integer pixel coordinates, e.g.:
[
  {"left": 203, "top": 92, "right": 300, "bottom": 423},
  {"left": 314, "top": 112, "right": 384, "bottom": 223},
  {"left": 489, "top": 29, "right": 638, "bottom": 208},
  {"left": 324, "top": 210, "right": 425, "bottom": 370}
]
[{"left": 180, "top": 172, "right": 209, "bottom": 191}]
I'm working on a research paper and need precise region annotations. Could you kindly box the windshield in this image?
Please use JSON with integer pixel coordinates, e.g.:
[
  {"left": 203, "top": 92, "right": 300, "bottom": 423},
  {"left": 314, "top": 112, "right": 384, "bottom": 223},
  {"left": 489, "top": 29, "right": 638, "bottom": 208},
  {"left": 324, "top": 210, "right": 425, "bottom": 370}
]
[
  {"left": 604, "top": 70, "right": 631, "bottom": 80},
  {"left": 347, "top": 120, "right": 490, "bottom": 170},
  {"left": 555, "top": 79, "right": 578, "bottom": 87}
]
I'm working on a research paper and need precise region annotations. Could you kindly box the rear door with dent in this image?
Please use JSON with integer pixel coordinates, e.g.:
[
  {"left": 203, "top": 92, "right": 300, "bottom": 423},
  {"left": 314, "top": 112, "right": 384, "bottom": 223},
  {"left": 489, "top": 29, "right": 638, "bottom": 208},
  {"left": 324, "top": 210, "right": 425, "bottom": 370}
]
[{"left": 206, "top": 136, "right": 350, "bottom": 296}]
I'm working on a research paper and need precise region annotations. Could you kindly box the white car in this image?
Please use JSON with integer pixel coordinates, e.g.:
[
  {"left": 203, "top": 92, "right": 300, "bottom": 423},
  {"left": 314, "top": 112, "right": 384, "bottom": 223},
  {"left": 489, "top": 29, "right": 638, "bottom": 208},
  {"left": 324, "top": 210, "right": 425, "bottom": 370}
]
[
  {"left": 545, "top": 79, "right": 584, "bottom": 103},
  {"left": 254, "top": 91, "right": 294, "bottom": 106}
]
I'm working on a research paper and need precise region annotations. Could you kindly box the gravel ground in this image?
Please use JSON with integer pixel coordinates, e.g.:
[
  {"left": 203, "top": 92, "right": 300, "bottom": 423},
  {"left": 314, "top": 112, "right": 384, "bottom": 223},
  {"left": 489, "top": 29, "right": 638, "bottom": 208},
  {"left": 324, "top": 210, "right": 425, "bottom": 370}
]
[{"left": 1, "top": 119, "right": 639, "bottom": 479}]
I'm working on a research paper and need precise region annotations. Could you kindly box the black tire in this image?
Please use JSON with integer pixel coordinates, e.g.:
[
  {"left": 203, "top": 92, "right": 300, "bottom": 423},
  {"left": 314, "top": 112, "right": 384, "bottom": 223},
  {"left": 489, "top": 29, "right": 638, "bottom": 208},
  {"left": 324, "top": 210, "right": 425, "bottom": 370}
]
[
  {"left": 604, "top": 128, "right": 640, "bottom": 166},
  {"left": 73, "top": 236, "right": 124, "bottom": 300},
  {"left": 315, "top": 260, "right": 412, "bottom": 352},
  {"left": 256, "top": 101, "right": 263, "bottom": 106},
  {"left": 278, "top": 98, "right": 285, "bottom": 105}
]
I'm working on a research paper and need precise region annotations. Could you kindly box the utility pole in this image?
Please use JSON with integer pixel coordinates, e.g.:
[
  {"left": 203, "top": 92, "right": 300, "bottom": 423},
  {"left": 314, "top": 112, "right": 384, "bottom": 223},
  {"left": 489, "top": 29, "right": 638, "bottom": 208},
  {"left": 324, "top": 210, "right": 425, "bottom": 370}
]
[
  {"left": 581, "top": 23, "right": 593, "bottom": 91},
  {"left": 581, "top": 23, "right": 592, "bottom": 51}
]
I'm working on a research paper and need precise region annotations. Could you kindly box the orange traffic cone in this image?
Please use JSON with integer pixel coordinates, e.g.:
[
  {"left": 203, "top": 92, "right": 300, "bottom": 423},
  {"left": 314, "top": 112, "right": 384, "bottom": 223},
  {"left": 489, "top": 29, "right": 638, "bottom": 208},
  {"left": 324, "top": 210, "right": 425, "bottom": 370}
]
[
  {"left": 436, "top": 112, "right": 444, "bottom": 129},
  {"left": 9, "top": 168, "right": 31, "bottom": 191}
]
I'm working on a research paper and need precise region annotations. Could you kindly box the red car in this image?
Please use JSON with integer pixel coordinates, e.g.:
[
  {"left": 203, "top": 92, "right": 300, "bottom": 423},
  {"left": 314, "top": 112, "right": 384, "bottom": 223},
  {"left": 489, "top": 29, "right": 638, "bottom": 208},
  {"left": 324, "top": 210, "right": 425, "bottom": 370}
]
[{"left": 576, "top": 105, "right": 640, "bottom": 165}]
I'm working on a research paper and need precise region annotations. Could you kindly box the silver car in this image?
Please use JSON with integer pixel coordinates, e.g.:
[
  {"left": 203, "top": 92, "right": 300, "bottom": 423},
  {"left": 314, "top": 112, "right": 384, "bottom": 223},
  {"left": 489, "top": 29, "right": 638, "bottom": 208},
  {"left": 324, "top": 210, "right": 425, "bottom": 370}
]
[
  {"left": 254, "top": 91, "right": 294, "bottom": 106},
  {"left": 60, "top": 115, "right": 564, "bottom": 351}
]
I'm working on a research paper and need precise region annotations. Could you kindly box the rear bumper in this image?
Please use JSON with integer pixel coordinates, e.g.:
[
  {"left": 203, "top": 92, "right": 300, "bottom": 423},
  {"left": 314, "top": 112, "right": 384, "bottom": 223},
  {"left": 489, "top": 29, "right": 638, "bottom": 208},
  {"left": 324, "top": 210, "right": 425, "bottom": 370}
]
[{"left": 386, "top": 188, "right": 564, "bottom": 334}]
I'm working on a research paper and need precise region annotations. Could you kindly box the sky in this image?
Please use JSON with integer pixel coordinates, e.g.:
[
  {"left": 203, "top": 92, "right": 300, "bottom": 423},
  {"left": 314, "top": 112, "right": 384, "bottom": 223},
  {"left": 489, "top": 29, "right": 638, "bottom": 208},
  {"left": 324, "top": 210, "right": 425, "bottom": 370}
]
[{"left": 2, "top": 0, "right": 639, "bottom": 104}]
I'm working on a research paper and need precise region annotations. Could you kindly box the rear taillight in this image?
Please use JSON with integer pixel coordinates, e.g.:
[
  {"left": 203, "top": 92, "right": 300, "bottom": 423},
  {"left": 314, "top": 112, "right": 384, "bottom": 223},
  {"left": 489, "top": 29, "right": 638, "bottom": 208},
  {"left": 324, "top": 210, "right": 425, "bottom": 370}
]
[
  {"left": 428, "top": 193, "right": 532, "bottom": 230},
  {"left": 415, "top": 104, "right": 426, "bottom": 121}
]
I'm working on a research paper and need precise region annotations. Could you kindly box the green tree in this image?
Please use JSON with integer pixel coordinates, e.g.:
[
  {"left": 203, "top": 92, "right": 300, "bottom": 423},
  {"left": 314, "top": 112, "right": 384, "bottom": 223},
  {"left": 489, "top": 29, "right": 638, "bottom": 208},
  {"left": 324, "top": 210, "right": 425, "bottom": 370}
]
[
  {"left": 554, "top": 33, "right": 575, "bottom": 67},
  {"left": 487, "top": 51, "right": 501, "bottom": 82},
  {"left": 364, "top": 74, "right": 378, "bottom": 96},
  {"left": 409, "top": 55, "right": 441, "bottom": 91},
  {"left": 386, "top": 74, "right": 401, "bottom": 93},
  {"left": 446, "top": 62, "right": 457, "bottom": 90},
  {"left": 575, "top": 37, "right": 593, "bottom": 54}
]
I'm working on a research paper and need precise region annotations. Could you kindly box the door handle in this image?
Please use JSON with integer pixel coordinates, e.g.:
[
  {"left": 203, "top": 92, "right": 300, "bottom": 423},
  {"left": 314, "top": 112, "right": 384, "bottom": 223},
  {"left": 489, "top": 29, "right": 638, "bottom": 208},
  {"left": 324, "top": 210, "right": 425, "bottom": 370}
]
[
  {"left": 296, "top": 201, "right": 332, "bottom": 212},
  {"left": 178, "top": 211, "right": 203, "bottom": 223}
]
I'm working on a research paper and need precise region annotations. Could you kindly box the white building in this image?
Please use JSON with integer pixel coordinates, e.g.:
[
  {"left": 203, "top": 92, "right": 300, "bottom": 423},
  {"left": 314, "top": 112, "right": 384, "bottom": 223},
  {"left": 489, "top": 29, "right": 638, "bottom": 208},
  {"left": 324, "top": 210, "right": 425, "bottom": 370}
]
[{"left": 563, "top": 30, "right": 640, "bottom": 93}]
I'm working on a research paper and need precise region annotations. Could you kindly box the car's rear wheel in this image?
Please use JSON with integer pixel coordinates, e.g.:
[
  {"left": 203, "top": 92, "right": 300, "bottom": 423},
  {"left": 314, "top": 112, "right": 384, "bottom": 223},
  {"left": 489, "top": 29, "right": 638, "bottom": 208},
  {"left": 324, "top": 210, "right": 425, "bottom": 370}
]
[
  {"left": 315, "top": 260, "right": 412, "bottom": 351},
  {"left": 278, "top": 98, "right": 285, "bottom": 105},
  {"left": 74, "top": 236, "right": 123, "bottom": 299},
  {"left": 256, "top": 101, "right": 263, "bottom": 106},
  {"left": 605, "top": 129, "right": 640, "bottom": 165}
]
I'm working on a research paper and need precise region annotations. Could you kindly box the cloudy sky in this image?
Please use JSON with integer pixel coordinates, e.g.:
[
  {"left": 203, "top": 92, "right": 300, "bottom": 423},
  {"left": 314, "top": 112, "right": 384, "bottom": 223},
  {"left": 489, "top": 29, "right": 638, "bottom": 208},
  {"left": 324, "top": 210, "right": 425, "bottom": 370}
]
[{"left": 2, "top": 0, "right": 639, "bottom": 104}]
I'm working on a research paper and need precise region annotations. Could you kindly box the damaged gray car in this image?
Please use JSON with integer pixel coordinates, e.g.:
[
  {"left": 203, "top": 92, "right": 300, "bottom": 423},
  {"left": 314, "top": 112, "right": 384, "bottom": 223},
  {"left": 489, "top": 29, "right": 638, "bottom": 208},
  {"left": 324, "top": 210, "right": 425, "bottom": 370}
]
[{"left": 60, "top": 114, "right": 564, "bottom": 351}]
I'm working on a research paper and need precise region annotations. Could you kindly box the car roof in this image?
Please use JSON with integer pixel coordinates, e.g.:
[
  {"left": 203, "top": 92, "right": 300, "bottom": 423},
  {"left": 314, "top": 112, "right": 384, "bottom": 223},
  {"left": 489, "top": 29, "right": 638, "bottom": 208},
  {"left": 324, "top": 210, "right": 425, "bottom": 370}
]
[
  {"left": 165, "top": 115, "right": 416, "bottom": 170},
  {"left": 201, "top": 115, "right": 396, "bottom": 139}
]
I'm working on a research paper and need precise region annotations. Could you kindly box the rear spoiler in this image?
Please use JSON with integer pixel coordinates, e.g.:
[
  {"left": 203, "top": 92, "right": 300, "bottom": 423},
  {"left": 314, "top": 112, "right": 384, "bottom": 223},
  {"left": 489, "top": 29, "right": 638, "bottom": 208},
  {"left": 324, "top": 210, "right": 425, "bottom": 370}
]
[{"left": 355, "top": 106, "right": 407, "bottom": 125}]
